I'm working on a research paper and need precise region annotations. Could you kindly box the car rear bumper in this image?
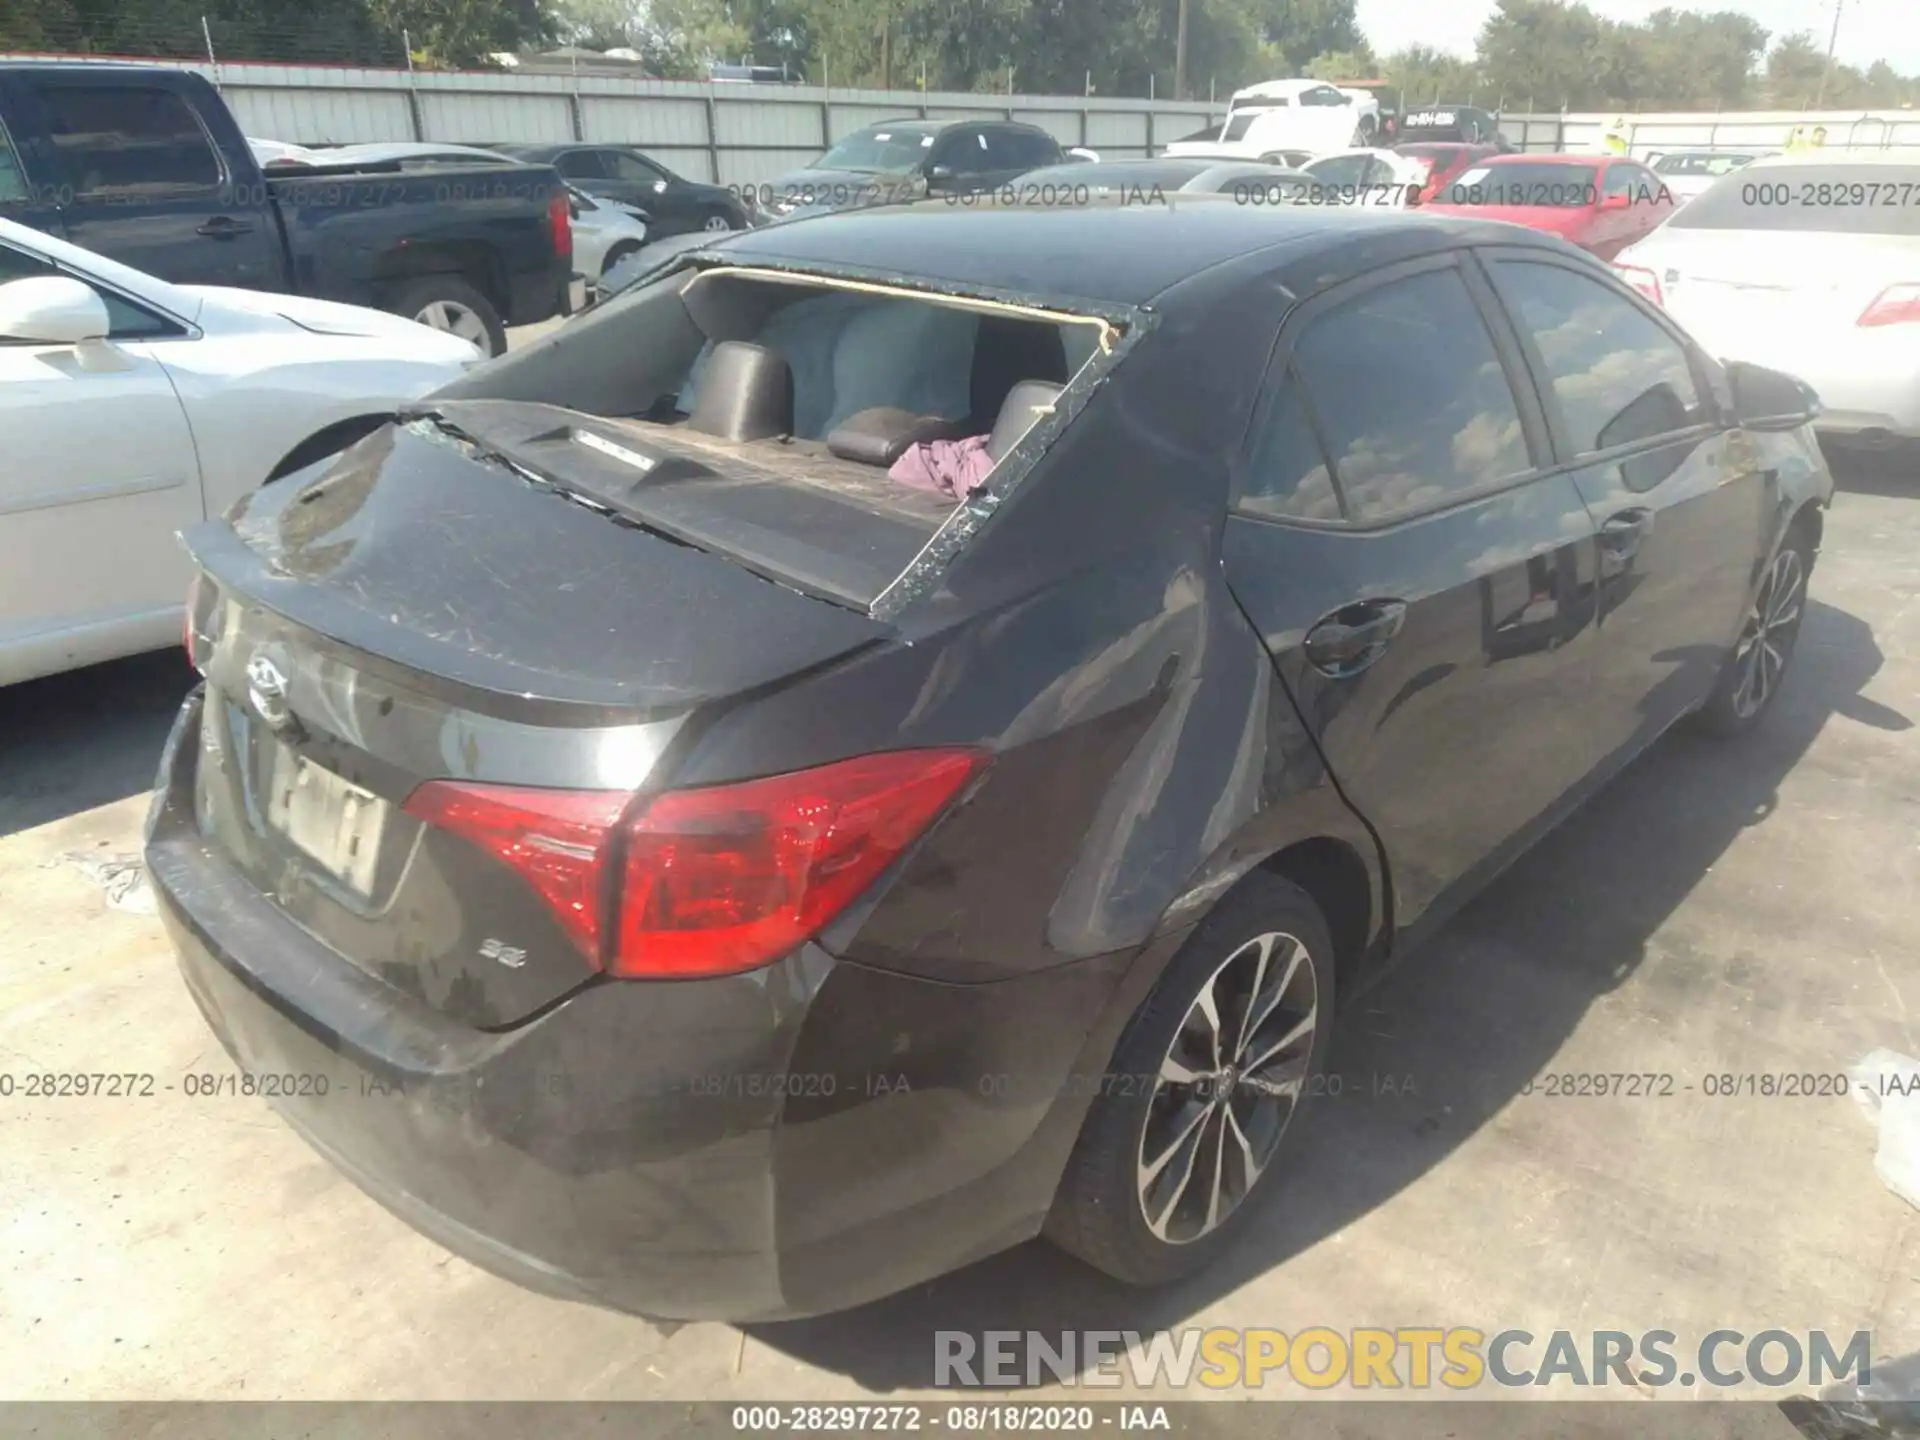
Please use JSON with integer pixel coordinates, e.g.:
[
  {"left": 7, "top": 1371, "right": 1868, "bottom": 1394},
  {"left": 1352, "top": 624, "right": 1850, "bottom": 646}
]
[
  {"left": 147, "top": 689, "right": 1140, "bottom": 1320},
  {"left": 1673, "top": 313, "right": 1920, "bottom": 437}
]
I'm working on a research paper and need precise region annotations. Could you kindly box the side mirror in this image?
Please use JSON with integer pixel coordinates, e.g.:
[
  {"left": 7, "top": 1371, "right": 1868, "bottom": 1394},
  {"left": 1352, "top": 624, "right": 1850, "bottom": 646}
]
[
  {"left": 925, "top": 163, "right": 955, "bottom": 185},
  {"left": 1066, "top": 147, "right": 1100, "bottom": 163},
  {"left": 1727, "top": 360, "right": 1822, "bottom": 432},
  {"left": 1598, "top": 192, "right": 1630, "bottom": 212},
  {"left": 0, "top": 276, "right": 111, "bottom": 346}
]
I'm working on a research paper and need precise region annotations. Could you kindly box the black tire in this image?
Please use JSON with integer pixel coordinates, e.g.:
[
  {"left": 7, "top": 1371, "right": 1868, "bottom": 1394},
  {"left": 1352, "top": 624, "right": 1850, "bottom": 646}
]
[
  {"left": 1045, "top": 871, "right": 1336, "bottom": 1286},
  {"left": 1695, "top": 526, "right": 1814, "bottom": 738},
  {"left": 600, "top": 241, "right": 641, "bottom": 279},
  {"left": 391, "top": 275, "right": 507, "bottom": 357},
  {"left": 698, "top": 208, "right": 737, "bottom": 234}
]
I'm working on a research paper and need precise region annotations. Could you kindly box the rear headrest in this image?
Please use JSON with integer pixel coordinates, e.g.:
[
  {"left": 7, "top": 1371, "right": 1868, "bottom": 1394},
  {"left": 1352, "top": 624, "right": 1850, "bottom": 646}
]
[
  {"left": 688, "top": 341, "right": 793, "bottom": 441},
  {"left": 826, "top": 407, "right": 963, "bottom": 467},
  {"left": 986, "top": 381, "right": 1063, "bottom": 461}
]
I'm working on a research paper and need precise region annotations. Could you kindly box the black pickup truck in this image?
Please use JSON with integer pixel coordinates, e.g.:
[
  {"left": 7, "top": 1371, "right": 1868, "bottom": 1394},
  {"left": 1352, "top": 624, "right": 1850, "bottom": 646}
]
[{"left": 0, "top": 63, "right": 571, "bottom": 353}]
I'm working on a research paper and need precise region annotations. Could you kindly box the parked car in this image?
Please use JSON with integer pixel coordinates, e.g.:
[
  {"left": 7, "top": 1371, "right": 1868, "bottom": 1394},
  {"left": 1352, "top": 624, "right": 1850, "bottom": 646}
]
[
  {"left": 1422, "top": 153, "right": 1678, "bottom": 259},
  {"left": 589, "top": 230, "right": 715, "bottom": 305},
  {"left": 747, "top": 118, "right": 1075, "bottom": 221},
  {"left": 1395, "top": 104, "right": 1508, "bottom": 149},
  {"left": 251, "top": 142, "right": 653, "bottom": 293},
  {"left": 490, "top": 142, "right": 747, "bottom": 236},
  {"left": 1394, "top": 140, "right": 1505, "bottom": 203},
  {"left": 1298, "top": 147, "right": 1432, "bottom": 206},
  {"left": 0, "top": 65, "right": 570, "bottom": 355},
  {"left": 1158, "top": 142, "right": 1316, "bottom": 168},
  {"left": 1025, "top": 156, "right": 1319, "bottom": 199},
  {"left": 1646, "top": 149, "right": 1769, "bottom": 203},
  {"left": 0, "top": 216, "right": 480, "bottom": 687},
  {"left": 564, "top": 186, "right": 651, "bottom": 282},
  {"left": 148, "top": 200, "right": 1829, "bottom": 1323},
  {"left": 1165, "top": 78, "right": 1379, "bottom": 160},
  {"left": 1614, "top": 154, "right": 1920, "bottom": 448}
]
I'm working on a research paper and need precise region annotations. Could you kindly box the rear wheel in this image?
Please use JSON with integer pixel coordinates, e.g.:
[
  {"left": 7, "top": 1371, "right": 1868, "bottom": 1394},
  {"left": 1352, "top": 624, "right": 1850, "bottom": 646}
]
[
  {"left": 393, "top": 276, "right": 506, "bottom": 357},
  {"left": 1046, "top": 872, "right": 1334, "bottom": 1285},
  {"left": 1696, "top": 530, "right": 1811, "bottom": 737}
]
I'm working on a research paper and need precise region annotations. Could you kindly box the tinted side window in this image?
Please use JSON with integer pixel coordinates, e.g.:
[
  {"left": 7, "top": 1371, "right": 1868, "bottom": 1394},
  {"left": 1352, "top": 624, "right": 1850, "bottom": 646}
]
[
  {"left": 37, "top": 85, "right": 221, "bottom": 197},
  {"left": 1000, "top": 129, "right": 1060, "bottom": 168},
  {"left": 1491, "top": 260, "right": 1704, "bottom": 466},
  {"left": 1294, "top": 267, "right": 1530, "bottom": 523},
  {"left": 932, "top": 128, "right": 992, "bottom": 174},
  {"left": 608, "top": 150, "right": 669, "bottom": 183},
  {"left": 1307, "top": 153, "right": 1370, "bottom": 188},
  {"left": 556, "top": 151, "right": 607, "bottom": 180},
  {"left": 0, "top": 242, "right": 178, "bottom": 340},
  {"left": 0, "top": 119, "right": 27, "bottom": 204},
  {"left": 1603, "top": 162, "right": 1658, "bottom": 198},
  {"left": 1239, "top": 373, "right": 1343, "bottom": 522}
]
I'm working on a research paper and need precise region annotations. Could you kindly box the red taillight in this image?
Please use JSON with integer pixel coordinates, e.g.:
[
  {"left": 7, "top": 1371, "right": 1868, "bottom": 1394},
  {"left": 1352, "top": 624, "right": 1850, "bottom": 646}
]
[
  {"left": 1858, "top": 283, "right": 1920, "bottom": 327},
  {"left": 1615, "top": 262, "right": 1664, "bottom": 307},
  {"left": 404, "top": 782, "right": 627, "bottom": 957},
  {"left": 547, "top": 190, "right": 572, "bottom": 259},
  {"left": 404, "top": 748, "right": 988, "bottom": 980}
]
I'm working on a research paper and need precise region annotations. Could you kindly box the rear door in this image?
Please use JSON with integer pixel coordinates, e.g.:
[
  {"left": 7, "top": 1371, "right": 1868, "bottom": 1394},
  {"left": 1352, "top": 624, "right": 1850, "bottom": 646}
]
[
  {"left": 1220, "top": 254, "right": 1606, "bottom": 931},
  {"left": 1480, "top": 248, "right": 1770, "bottom": 756},
  {"left": 926, "top": 125, "right": 998, "bottom": 195},
  {"left": 8, "top": 74, "right": 279, "bottom": 288},
  {"left": 0, "top": 237, "right": 203, "bottom": 680}
]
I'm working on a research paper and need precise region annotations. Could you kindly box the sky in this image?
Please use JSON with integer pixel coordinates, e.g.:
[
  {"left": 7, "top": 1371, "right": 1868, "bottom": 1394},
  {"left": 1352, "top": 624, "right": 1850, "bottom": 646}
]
[{"left": 1356, "top": 0, "right": 1920, "bottom": 77}]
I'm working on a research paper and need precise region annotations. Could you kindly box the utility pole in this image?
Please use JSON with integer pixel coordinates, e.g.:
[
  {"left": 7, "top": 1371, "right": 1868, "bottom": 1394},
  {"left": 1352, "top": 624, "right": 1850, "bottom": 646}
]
[
  {"left": 1174, "top": 0, "right": 1190, "bottom": 100},
  {"left": 1815, "top": 0, "right": 1845, "bottom": 108}
]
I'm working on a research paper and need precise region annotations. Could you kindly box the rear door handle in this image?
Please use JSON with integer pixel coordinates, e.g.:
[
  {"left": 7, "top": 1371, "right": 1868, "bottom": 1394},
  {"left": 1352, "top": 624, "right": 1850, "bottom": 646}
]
[
  {"left": 196, "top": 216, "right": 254, "bottom": 238},
  {"left": 1304, "top": 599, "right": 1408, "bottom": 677},
  {"left": 1599, "top": 507, "right": 1653, "bottom": 558}
]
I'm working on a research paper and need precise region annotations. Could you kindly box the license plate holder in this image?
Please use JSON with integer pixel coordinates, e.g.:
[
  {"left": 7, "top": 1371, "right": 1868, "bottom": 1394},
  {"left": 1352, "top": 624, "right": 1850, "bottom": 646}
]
[{"left": 265, "top": 750, "right": 390, "bottom": 899}]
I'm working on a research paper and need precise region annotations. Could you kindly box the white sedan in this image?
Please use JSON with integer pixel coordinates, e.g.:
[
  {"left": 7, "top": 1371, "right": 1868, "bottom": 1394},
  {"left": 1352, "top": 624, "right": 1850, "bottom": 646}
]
[
  {"left": 1298, "top": 148, "right": 1432, "bottom": 207},
  {"left": 1614, "top": 153, "right": 1920, "bottom": 446},
  {"left": 0, "top": 218, "right": 482, "bottom": 686}
]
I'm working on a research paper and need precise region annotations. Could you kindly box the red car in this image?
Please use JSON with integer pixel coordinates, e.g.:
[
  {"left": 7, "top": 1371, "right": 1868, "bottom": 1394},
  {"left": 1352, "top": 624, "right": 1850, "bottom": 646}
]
[
  {"left": 1420, "top": 153, "right": 1677, "bottom": 260},
  {"left": 1393, "top": 142, "right": 1503, "bottom": 204}
]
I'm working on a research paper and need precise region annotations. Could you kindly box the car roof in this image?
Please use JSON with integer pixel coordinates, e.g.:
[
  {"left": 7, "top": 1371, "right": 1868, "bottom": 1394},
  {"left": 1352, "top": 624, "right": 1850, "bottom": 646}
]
[
  {"left": 1745, "top": 149, "right": 1920, "bottom": 168},
  {"left": 1477, "top": 152, "right": 1605, "bottom": 165},
  {"left": 693, "top": 197, "right": 1561, "bottom": 307},
  {"left": 1231, "top": 79, "right": 1321, "bottom": 99}
]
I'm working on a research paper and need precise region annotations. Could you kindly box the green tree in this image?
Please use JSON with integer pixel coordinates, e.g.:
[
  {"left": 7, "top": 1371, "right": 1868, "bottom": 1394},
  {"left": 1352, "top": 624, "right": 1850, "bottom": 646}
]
[
  {"left": 1763, "top": 31, "right": 1827, "bottom": 108},
  {"left": 1380, "top": 44, "right": 1481, "bottom": 109}
]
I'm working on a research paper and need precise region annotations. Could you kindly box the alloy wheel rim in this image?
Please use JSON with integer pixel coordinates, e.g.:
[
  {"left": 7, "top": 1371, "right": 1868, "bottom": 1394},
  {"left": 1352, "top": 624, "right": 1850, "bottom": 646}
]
[
  {"left": 1731, "top": 548, "right": 1804, "bottom": 719},
  {"left": 703, "top": 214, "right": 733, "bottom": 232},
  {"left": 1136, "top": 931, "right": 1318, "bottom": 1245},
  {"left": 416, "top": 300, "right": 491, "bottom": 349}
]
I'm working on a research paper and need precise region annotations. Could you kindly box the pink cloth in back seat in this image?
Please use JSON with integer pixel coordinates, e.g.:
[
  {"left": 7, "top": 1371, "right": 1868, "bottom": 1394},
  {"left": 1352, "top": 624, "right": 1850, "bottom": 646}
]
[{"left": 888, "top": 434, "right": 995, "bottom": 500}]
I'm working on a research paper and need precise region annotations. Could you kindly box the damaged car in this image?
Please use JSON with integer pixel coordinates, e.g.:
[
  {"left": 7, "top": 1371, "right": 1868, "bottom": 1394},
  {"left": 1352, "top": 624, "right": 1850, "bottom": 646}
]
[{"left": 149, "top": 200, "right": 1831, "bottom": 1322}]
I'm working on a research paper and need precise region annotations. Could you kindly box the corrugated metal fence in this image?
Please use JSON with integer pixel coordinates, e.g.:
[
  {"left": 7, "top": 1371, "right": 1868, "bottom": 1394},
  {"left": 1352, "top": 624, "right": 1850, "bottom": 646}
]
[
  {"left": 10, "top": 56, "right": 1220, "bottom": 184},
  {"left": 13, "top": 56, "right": 1920, "bottom": 182}
]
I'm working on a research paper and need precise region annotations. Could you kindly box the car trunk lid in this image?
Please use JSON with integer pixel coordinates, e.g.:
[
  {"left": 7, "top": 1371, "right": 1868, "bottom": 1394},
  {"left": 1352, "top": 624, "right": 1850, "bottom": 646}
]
[
  {"left": 181, "top": 415, "right": 892, "bottom": 1027},
  {"left": 1636, "top": 230, "right": 1920, "bottom": 350}
]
